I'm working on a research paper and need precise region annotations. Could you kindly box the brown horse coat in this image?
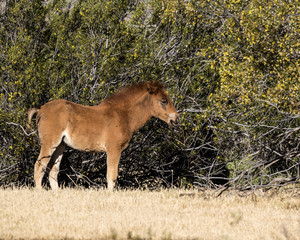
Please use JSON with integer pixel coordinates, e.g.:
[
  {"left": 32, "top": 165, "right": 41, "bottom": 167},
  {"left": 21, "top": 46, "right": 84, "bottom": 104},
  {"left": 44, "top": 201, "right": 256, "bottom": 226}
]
[{"left": 28, "top": 81, "right": 179, "bottom": 190}]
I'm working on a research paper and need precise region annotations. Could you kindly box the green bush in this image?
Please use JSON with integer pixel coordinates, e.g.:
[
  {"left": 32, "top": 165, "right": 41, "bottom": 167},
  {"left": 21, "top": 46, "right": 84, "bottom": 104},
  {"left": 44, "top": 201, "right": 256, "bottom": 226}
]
[{"left": 1, "top": 0, "right": 299, "bottom": 189}]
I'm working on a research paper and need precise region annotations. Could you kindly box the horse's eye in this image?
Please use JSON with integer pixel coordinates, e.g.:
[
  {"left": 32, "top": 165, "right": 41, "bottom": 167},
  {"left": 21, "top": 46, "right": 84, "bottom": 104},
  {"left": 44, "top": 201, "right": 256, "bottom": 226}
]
[{"left": 160, "top": 99, "right": 168, "bottom": 105}]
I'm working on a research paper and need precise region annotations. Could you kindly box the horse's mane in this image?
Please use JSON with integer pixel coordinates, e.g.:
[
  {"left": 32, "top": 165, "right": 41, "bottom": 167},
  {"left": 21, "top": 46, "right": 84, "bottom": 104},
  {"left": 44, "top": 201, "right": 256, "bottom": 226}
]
[{"left": 103, "top": 81, "right": 165, "bottom": 105}]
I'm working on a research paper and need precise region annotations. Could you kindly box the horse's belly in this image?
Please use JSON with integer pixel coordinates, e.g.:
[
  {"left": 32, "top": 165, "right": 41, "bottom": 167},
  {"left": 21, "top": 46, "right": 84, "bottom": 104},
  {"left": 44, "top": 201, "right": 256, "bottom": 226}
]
[{"left": 63, "top": 130, "right": 106, "bottom": 152}]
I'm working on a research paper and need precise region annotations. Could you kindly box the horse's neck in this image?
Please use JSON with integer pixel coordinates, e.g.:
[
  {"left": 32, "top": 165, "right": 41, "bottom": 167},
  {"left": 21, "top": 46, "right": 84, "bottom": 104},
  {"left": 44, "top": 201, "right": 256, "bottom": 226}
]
[{"left": 127, "top": 92, "right": 153, "bottom": 133}]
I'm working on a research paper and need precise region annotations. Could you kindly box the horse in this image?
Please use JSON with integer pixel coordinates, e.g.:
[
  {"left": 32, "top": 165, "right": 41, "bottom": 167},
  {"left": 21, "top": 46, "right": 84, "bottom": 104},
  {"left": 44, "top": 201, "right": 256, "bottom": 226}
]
[{"left": 28, "top": 81, "right": 179, "bottom": 190}]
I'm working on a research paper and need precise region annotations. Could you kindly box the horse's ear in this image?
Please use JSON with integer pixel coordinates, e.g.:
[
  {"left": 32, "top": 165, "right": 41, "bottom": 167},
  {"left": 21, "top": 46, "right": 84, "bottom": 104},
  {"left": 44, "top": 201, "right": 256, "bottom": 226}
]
[{"left": 146, "top": 81, "right": 159, "bottom": 95}]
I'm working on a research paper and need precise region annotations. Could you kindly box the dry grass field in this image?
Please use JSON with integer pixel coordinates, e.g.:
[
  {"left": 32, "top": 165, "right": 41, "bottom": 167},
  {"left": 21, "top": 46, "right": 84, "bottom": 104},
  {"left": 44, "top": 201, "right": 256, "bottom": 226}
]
[{"left": 0, "top": 188, "right": 299, "bottom": 240}]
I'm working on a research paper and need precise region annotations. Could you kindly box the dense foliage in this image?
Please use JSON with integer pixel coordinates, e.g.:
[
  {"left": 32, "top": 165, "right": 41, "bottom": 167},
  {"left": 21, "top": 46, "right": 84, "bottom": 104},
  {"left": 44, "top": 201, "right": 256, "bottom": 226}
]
[{"left": 1, "top": 0, "right": 299, "bottom": 189}]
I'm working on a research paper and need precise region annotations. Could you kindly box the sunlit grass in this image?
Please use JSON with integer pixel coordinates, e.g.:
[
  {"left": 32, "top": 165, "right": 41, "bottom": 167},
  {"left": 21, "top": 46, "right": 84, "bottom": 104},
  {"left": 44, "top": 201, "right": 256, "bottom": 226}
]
[{"left": 0, "top": 188, "right": 299, "bottom": 239}]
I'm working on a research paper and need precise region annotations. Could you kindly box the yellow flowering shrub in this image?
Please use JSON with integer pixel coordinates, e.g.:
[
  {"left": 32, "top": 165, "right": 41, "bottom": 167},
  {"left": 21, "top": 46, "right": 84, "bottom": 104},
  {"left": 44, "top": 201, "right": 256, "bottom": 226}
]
[{"left": 0, "top": 0, "right": 298, "bottom": 188}]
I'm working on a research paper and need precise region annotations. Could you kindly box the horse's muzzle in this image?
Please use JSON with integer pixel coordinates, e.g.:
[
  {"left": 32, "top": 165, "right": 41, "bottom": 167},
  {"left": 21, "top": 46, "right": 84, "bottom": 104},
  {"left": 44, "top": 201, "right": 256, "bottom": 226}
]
[{"left": 170, "top": 115, "right": 180, "bottom": 126}]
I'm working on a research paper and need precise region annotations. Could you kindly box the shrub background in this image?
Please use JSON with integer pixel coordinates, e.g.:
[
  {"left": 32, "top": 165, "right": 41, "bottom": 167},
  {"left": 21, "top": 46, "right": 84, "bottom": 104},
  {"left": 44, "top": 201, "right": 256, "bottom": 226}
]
[{"left": 0, "top": 0, "right": 299, "bottom": 189}]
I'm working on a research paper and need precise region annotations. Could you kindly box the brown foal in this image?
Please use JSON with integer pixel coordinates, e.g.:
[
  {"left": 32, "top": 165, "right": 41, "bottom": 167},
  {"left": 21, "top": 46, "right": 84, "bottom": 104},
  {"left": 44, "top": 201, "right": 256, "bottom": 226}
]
[{"left": 28, "top": 81, "right": 179, "bottom": 190}]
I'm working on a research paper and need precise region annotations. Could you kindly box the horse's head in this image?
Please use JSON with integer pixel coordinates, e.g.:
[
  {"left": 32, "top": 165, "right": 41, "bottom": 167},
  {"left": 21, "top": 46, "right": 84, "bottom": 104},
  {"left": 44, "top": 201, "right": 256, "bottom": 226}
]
[{"left": 147, "top": 82, "right": 180, "bottom": 125}]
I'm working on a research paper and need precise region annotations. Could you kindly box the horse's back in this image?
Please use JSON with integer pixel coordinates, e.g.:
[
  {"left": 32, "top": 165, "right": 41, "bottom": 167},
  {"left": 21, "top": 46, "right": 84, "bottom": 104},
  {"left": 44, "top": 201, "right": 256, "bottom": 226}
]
[{"left": 38, "top": 99, "right": 95, "bottom": 120}]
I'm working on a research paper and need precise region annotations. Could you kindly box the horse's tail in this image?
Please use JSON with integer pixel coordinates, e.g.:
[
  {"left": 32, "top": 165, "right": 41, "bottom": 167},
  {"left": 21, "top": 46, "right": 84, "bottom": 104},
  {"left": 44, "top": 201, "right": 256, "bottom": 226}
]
[{"left": 27, "top": 108, "right": 39, "bottom": 130}]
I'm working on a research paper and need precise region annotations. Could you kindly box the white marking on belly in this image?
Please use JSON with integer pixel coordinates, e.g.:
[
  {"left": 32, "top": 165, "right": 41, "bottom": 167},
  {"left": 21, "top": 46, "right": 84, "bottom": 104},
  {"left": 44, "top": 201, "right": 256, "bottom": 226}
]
[
  {"left": 62, "top": 130, "right": 106, "bottom": 152},
  {"left": 62, "top": 130, "right": 72, "bottom": 147}
]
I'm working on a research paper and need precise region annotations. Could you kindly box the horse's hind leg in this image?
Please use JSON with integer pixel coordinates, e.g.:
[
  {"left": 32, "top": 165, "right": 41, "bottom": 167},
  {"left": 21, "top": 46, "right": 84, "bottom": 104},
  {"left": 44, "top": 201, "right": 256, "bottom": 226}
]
[
  {"left": 35, "top": 135, "right": 64, "bottom": 189},
  {"left": 48, "top": 142, "right": 65, "bottom": 190},
  {"left": 35, "top": 145, "right": 53, "bottom": 189}
]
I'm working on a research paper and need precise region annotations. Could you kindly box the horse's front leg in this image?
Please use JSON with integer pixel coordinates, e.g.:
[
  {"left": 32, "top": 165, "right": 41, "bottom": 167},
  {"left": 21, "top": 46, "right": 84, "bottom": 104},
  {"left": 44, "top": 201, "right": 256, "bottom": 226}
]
[{"left": 106, "top": 147, "right": 121, "bottom": 191}]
